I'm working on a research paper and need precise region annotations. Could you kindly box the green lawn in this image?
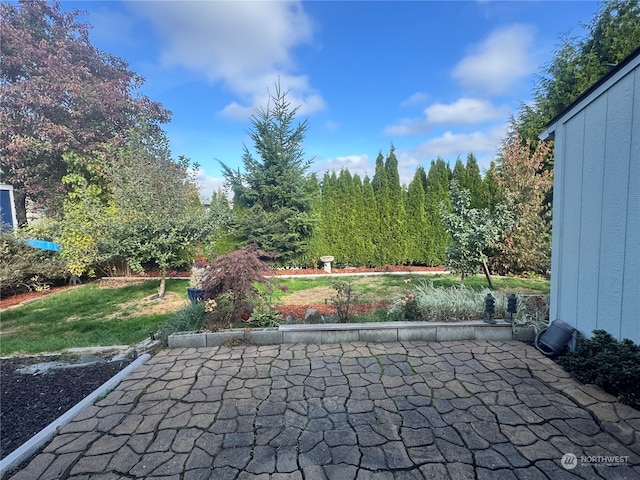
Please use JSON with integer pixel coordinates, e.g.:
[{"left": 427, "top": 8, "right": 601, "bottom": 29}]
[
  {"left": 0, "top": 279, "right": 188, "bottom": 356},
  {"left": 274, "top": 273, "right": 549, "bottom": 299},
  {"left": 0, "top": 273, "right": 549, "bottom": 355}
]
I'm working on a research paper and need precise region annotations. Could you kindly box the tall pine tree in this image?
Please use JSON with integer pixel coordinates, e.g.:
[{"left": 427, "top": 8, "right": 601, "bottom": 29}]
[{"left": 220, "top": 84, "right": 314, "bottom": 263}]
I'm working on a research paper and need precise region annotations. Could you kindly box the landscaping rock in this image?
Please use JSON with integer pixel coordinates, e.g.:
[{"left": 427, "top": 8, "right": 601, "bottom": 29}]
[{"left": 304, "top": 309, "right": 324, "bottom": 324}]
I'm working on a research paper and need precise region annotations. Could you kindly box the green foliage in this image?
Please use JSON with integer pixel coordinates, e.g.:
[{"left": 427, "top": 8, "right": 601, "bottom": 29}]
[
  {"left": 159, "top": 301, "right": 207, "bottom": 338},
  {"left": 511, "top": 0, "right": 640, "bottom": 146},
  {"left": 57, "top": 153, "right": 120, "bottom": 276},
  {"left": 54, "top": 129, "right": 220, "bottom": 298},
  {"left": 557, "top": 330, "right": 640, "bottom": 409},
  {"left": 221, "top": 83, "right": 314, "bottom": 262},
  {"left": 424, "top": 158, "right": 452, "bottom": 265},
  {"left": 330, "top": 280, "right": 356, "bottom": 323},
  {"left": 0, "top": 0, "right": 169, "bottom": 226},
  {"left": 440, "top": 183, "right": 514, "bottom": 282},
  {"left": 405, "top": 169, "right": 429, "bottom": 264},
  {"left": 0, "top": 232, "right": 67, "bottom": 295}
]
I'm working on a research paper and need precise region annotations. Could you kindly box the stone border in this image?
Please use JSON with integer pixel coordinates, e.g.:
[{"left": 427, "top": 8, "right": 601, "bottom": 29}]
[{"left": 168, "top": 320, "right": 535, "bottom": 348}]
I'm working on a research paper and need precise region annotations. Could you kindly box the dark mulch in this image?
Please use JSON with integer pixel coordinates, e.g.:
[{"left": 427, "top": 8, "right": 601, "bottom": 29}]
[{"left": 0, "top": 355, "right": 131, "bottom": 460}]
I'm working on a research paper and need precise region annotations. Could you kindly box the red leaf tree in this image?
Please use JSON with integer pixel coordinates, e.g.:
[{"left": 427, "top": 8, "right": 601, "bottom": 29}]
[{"left": 0, "top": 0, "right": 170, "bottom": 225}]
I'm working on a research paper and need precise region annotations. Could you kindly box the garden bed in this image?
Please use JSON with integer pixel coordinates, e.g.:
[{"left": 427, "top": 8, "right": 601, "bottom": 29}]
[{"left": 0, "top": 353, "right": 132, "bottom": 460}]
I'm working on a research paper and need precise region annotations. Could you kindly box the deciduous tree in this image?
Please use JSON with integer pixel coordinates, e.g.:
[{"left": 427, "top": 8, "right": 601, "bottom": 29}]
[
  {"left": 491, "top": 135, "right": 553, "bottom": 275},
  {"left": 0, "top": 0, "right": 169, "bottom": 225},
  {"left": 441, "top": 182, "right": 513, "bottom": 285}
]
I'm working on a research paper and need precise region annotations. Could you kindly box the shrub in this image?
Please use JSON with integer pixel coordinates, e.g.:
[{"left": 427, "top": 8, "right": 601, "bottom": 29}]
[
  {"left": 387, "top": 280, "right": 549, "bottom": 324},
  {"left": 556, "top": 330, "right": 640, "bottom": 409},
  {"left": 0, "top": 233, "right": 67, "bottom": 296},
  {"left": 201, "top": 246, "right": 273, "bottom": 326},
  {"left": 331, "top": 280, "right": 355, "bottom": 323},
  {"left": 159, "top": 301, "right": 206, "bottom": 340}
]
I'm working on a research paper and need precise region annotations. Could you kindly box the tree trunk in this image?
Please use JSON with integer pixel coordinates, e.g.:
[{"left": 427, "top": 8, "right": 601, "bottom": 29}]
[
  {"left": 482, "top": 261, "right": 494, "bottom": 289},
  {"left": 157, "top": 269, "right": 166, "bottom": 299},
  {"left": 14, "top": 189, "right": 28, "bottom": 227}
]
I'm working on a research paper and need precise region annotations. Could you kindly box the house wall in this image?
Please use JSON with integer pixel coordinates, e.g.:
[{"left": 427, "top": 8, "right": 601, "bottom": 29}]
[{"left": 549, "top": 59, "right": 639, "bottom": 343}]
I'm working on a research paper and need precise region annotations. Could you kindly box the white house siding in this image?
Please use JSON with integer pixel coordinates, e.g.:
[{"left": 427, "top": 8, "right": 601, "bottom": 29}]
[{"left": 544, "top": 54, "right": 639, "bottom": 344}]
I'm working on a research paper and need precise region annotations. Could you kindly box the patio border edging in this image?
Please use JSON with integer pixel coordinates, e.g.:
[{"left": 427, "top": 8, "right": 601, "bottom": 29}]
[{"left": 168, "top": 320, "right": 534, "bottom": 348}]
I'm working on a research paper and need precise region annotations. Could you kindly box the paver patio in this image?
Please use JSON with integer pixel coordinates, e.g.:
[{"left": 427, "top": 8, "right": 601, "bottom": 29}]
[{"left": 5, "top": 340, "right": 640, "bottom": 479}]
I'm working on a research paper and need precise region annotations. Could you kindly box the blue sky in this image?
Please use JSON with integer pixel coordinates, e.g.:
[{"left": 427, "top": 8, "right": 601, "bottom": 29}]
[{"left": 64, "top": 1, "right": 601, "bottom": 199}]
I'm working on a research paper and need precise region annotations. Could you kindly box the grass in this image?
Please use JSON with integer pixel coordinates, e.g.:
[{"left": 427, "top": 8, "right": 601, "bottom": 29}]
[
  {"left": 275, "top": 273, "right": 549, "bottom": 302},
  {"left": 0, "top": 279, "right": 188, "bottom": 356},
  {"left": 0, "top": 273, "right": 549, "bottom": 355}
]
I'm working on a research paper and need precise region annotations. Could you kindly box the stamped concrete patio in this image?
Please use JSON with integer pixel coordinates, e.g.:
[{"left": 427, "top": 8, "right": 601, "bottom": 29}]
[{"left": 5, "top": 340, "right": 640, "bottom": 479}]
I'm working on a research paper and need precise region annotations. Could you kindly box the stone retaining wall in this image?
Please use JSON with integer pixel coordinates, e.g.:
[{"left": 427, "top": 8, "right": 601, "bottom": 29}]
[{"left": 168, "top": 320, "right": 535, "bottom": 348}]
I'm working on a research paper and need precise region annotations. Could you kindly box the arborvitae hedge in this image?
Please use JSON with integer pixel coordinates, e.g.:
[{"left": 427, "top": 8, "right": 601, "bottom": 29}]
[{"left": 304, "top": 149, "right": 499, "bottom": 267}]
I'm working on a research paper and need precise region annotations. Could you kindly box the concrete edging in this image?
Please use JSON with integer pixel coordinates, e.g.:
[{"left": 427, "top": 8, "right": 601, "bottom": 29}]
[
  {"left": 168, "top": 321, "right": 535, "bottom": 348},
  {"left": 0, "top": 353, "right": 151, "bottom": 477}
]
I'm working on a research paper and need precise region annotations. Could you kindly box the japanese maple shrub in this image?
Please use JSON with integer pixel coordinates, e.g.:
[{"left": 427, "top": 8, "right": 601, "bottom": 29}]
[{"left": 201, "top": 246, "right": 273, "bottom": 328}]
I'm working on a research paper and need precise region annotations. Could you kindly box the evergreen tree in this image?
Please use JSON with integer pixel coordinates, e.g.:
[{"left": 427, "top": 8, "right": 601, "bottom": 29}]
[
  {"left": 510, "top": 0, "right": 640, "bottom": 147},
  {"left": 405, "top": 168, "right": 429, "bottom": 264},
  {"left": 384, "top": 147, "right": 407, "bottom": 264},
  {"left": 464, "top": 153, "right": 487, "bottom": 209},
  {"left": 220, "top": 84, "right": 314, "bottom": 263},
  {"left": 372, "top": 152, "right": 392, "bottom": 264},
  {"left": 424, "top": 158, "right": 452, "bottom": 265},
  {"left": 360, "top": 176, "right": 378, "bottom": 266},
  {"left": 482, "top": 161, "right": 503, "bottom": 211}
]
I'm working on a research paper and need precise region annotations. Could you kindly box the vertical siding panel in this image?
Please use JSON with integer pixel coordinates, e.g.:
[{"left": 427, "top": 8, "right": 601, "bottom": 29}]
[
  {"left": 558, "top": 113, "right": 585, "bottom": 329},
  {"left": 620, "top": 68, "right": 640, "bottom": 342},
  {"left": 576, "top": 96, "right": 607, "bottom": 336},
  {"left": 549, "top": 128, "right": 565, "bottom": 323},
  {"left": 598, "top": 74, "right": 634, "bottom": 338}
]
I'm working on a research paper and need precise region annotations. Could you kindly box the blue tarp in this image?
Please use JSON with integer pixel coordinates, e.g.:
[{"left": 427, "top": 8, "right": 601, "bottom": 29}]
[{"left": 25, "top": 239, "right": 61, "bottom": 252}]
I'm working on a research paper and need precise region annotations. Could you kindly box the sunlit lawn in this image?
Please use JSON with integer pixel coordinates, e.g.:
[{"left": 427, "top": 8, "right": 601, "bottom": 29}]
[
  {"left": 0, "top": 279, "right": 188, "bottom": 356},
  {"left": 0, "top": 273, "right": 548, "bottom": 355}
]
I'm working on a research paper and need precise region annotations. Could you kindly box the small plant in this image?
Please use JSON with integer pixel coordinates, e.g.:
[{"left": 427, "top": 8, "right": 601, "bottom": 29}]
[
  {"left": 204, "top": 292, "right": 236, "bottom": 330},
  {"left": 556, "top": 330, "right": 640, "bottom": 409},
  {"left": 400, "top": 291, "right": 421, "bottom": 321},
  {"left": 158, "top": 301, "right": 207, "bottom": 341},
  {"left": 29, "top": 275, "right": 51, "bottom": 292},
  {"left": 246, "top": 277, "right": 285, "bottom": 328},
  {"left": 245, "top": 308, "right": 282, "bottom": 328},
  {"left": 511, "top": 294, "right": 549, "bottom": 333},
  {"left": 331, "top": 280, "right": 355, "bottom": 323}
]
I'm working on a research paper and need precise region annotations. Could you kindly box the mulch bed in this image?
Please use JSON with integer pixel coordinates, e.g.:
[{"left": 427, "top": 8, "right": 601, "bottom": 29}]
[{"left": 0, "top": 355, "right": 131, "bottom": 460}]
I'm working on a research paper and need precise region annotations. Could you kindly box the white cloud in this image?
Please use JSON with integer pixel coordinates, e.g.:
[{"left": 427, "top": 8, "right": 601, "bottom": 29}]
[
  {"left": 400, "top": 92, "right": 429, "bottom": 107},
  {"left": 385, "top": 98, "right": 508, "bottom": 136},
  {"left": 425, "top": 98, "right": 508, "bottom": 124},
  {"left": 413, "top": 125, "right": 507, "bottom": 164},
  {"left": 129, "top": 1, "right": 324, "bottom": 118},
  {"left": 452, "top": 24, "right": 538, "bottom": 95},
  {"left": 194, "top": 170, "right": 226, "bottom": 202},
  {"left": 312, "top": 154, "right": 372, "bottom": 178},
  {"left": 384, "top": 118, "right": 430, "bottom": 137}
]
